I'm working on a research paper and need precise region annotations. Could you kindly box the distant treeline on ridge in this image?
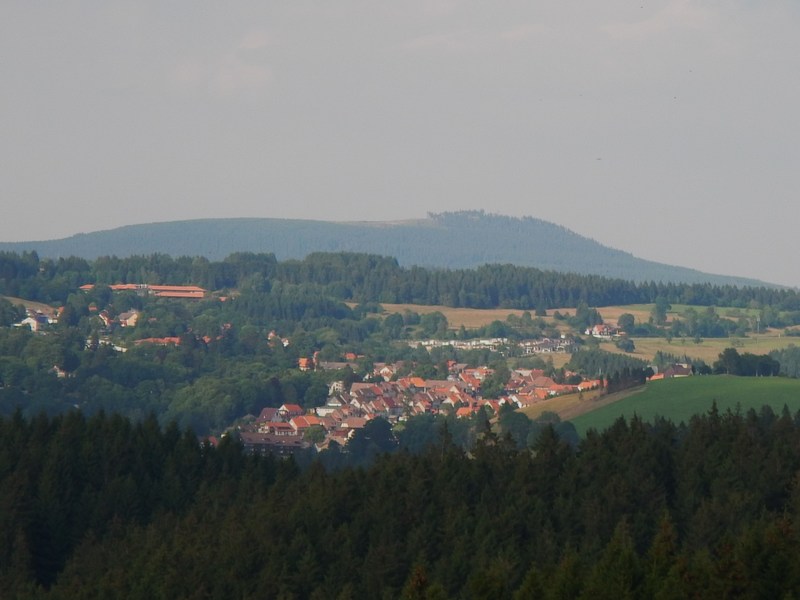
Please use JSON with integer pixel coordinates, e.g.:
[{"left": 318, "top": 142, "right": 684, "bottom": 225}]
[{"left": 1, "top": 250, "right": 797, "bottom": 311}]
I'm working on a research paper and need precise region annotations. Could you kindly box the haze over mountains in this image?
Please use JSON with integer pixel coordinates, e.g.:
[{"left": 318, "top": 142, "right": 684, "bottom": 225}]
[{"left": 0, "top": 211, "right": 773, "bottom": 288}]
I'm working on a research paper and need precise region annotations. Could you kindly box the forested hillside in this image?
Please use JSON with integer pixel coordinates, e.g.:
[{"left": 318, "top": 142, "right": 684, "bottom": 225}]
[
  {"left": 6, "top": 408, "right": 800, "bottom": 597},
  {"left": 1, "top": 250, "right": 796, "bottom": 311},
  {"left": 2, "top": 249, "right": 800, "bottom": 432},
  {"left": 0, "top": 211, "right": 773, "bottom": 287}
]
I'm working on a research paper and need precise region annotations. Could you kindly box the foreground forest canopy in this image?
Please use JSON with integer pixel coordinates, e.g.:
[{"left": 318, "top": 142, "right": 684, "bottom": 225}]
[{"left": 5, "top": 407, "right": 800, "bottom": 598}]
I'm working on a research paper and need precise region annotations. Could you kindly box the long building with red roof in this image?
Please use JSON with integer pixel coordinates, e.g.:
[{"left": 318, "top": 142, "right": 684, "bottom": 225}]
[{"left": 80, "top": 283, "right": 206, "bottom": 299}]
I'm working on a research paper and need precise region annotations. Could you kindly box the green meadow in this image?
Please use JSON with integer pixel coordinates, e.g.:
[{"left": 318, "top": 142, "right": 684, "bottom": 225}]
[{"left": 570, "top": 375, "right": 800, "bottom": 436}]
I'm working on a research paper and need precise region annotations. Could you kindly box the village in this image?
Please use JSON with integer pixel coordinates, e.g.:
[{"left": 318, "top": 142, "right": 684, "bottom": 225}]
[
  {"left": 7, "top": 284, "right": 695, "bottom": 458},
  {"left": 234, "top": 359, "right": 607, "bottom": 456}
]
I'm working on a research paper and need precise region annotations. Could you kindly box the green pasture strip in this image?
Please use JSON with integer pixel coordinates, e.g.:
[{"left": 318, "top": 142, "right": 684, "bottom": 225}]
[{"left": 570, "top": 375, "right": 800, "bottom": 436}]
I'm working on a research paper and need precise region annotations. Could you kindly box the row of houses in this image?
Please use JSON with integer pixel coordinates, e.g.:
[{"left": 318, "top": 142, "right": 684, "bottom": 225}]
[
  {"left": 340, "top": 367, "right": 603, "bottom": 416},
  {"left": 519, "top": 337, "right": 576, "bottom": 354},
  {"left": 411, "top": 338, "right": 510, "bottom": 351},
  {"left": 411, "top": 335, "right": 577, "bottom": 355}
]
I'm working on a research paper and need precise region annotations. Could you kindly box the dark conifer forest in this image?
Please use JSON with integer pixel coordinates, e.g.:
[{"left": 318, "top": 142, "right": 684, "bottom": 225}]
[
  {"left": 2, "top": 250, "right": 798, "bottom": 311},
  {"left": 4, "top": 407, "right": 800, "bottom": 598}
]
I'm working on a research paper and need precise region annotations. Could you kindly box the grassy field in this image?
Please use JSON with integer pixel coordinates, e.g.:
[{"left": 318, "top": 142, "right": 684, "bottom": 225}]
[
  {"left": 597, "top": 331, "right": 798, "bottom": 364},
  {"left": 1, "top": 295, "right": 56, "bottom": 316},
  {"left": 378, "top": 302, "right": 546, "bottom": 329},
  {"left": 592, "top": 304, "right": 654, "bottom": 325},
  {"left": 569, "top": 375, "right": 800, "bottom": 436},
  {"left": 601, "top": 303, "right": 766, "bottom": 324},
  {"left": 668, "top": 303, "right": 764, "bottom": 320}
]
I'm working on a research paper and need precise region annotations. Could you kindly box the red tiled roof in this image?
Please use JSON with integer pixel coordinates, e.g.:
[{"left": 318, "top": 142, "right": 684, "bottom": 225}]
[
  {"left": 149, "top": 285, "right": 206, "bottom": 293},
  {"left": 257, "top": 407, "right": 278, "bottom": 422},
  {"left": 153, "top": 290, "right": 205, "bottom": 299},
  {"left": 533, "top": 376, "right": 556, "bottom": 388},
  {"left": 291, "top": 415, "right": 322, "bottom": 430},
  {"left": 134, "top": 337, "right": 181, "bottom": 346},
  {"left": 80, "top": 283, "right": 206, "bottom": 298}
]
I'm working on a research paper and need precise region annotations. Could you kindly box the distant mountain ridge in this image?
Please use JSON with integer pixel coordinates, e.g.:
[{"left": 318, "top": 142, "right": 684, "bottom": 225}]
[{"left": 0, "top": 211, "right": 774, "bottom": 287}]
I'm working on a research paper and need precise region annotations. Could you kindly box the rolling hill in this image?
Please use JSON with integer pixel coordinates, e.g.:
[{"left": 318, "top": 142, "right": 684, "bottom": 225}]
[
  {"left": 569, "top": 376, "right": 800, "bottom": 435},
  {"left": 0, "top": 211, "right": 774, "bottom": 287}
]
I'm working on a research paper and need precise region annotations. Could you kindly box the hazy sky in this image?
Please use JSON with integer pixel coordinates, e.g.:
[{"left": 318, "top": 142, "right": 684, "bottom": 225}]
[{"left": 3, "top": 2, "right": 800, "bottom": 286}]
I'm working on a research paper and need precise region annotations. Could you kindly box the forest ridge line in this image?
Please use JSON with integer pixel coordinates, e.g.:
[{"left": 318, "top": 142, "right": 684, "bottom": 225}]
[{"left": 0, "top": 211, "right": 777, "bottom": 288}]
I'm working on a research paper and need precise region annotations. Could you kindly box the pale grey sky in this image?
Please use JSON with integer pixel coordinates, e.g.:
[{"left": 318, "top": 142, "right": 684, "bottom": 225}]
[{"left": 2, "top": 2, "right": 799, "bottom": 286}]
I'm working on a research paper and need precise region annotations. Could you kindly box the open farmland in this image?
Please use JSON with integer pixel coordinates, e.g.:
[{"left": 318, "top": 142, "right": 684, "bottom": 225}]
[
  {"left": 668, "top": 303, "right": 765, "bottom": 320},
  {"left": 1, "top": 295, "right": 57, "bottom": 317},
  {"left": 519, "top": 387, "right": 613, "bottom": 421},
  {"left": 591, "top": 304, "right": 654, "bottom": 325},
  {"left": 569, "top": 375, "right": 800, "bottom": 436},
  {"left": 376, "top": 301, "right": 798, "bottom": 365},
  {"left": 596, "top": 330, "right": 797, "bottom": 363},
  {"left": 587, "top": 304, "right": 797, "bottom": 363},
  {"left": 597, "top": 303, "right": 767, "bottom": 326},
  {"left": 379, "top": 302, "right": 548, "bottom": 329}
]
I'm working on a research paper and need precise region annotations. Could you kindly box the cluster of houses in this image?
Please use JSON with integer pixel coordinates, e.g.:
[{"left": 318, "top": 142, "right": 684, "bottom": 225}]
[
  {"left": 79, "top": 284, "right": 209, "bottom": 335},
  {"left": 233, "top": 356, "right": 700, "bottom": 456},
  {"left": 15, "top": 281, "right": 207, "bottom": 334},
  {"left": 234, "top": 366, "right": 605, "bottom": 455},
  {"left": 238, "top": 402, "right": 371, "bottom": 456}
]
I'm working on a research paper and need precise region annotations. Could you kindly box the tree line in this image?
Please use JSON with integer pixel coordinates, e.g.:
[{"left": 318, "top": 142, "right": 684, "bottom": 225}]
[
  {"left": 7, "top": 405, "right": 800, "bottom": 597},
  {"left": 3, "top": 250, "right": 800, "bottom": 311}
]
